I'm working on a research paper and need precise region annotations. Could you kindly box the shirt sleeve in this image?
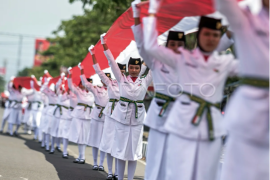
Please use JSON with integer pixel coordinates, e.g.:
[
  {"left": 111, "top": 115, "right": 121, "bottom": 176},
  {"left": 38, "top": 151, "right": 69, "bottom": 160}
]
[
  {"left": 215, "top": 0, "right": 248, "bottom": 30},
  {"left": 216, "top": 33, "right": 235, "bottom": 52},
  {"left": 80, "top": 74, "right": 97, "bottom": 96},
  {"left": 131, "top": 24, "right": 155, "bottom": 69},
  {"left": 144, "top": 70, "right": 153, "bottom": 87},
  {"left": 67, "top": 78, "right": 78, "bottom": 95},
  {"left": 143, "top": 16, "right": 182, "bottom": 69},
  {"left": 103, "top": 49, "right": 123, "bottom": 83},
  {"left": 139, "top": 64, "right": 147, "bottom": 77},
  {"left": 93, "top": 63, "right": 110, "bottom": 86},
  {"left": 228, "top": 59, "right": 239, "bottom": 77}
]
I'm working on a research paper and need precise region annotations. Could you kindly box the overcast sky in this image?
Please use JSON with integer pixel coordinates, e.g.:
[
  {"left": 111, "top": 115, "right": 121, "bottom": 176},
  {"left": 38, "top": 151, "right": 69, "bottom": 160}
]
[{"left": 0, "top": 0, "right": 84, "bottom": 83}]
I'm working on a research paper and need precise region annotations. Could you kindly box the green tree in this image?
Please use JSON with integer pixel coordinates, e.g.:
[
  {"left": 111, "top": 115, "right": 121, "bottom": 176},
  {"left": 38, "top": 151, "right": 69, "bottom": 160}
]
[{"left": 0, "top": 76, "right": 6, "bottom": 92}]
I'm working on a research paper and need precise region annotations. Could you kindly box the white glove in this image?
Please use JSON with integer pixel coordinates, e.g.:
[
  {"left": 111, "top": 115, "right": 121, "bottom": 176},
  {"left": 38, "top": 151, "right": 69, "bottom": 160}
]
[
  {"left": 67, "top": 67, "right": 72, "bottom": 74},
  {"left": 39, "top": 77, "right": 43, "bottom": 81},
  {"left": 131, "top": 0, "right": 141, "bottom": 18},
  {"left": 44, "top": 70, "right": 48, "bottom": 74},
  {"left": 100, "top": 33, "right": 107, "bottom": 44},
  {"left": 60, "top": 72, "right": 65, "bottom": 78},
  {"left": 78, "top": 63, "right": 84, "bottom": 70},
  {"left": 10, "top": 76, "right": 15, "bottom": 81},
  {"left": 148, "top": 0, "right": 162, "bottom": 14},
  {"left": 88, "top": 45, "right": 95, "bottom": 55},
  {"left": 61, "top": 84, "right": 65, "bottom": 90},
  {"left": 64, "top": 77, "right": 67, "bottom": 81},
  {"left": 46, "top": 77, "right": 52, "bottom": 82},
  {"left": 31, "top": 75, "right": 35, "bottom": 79}
]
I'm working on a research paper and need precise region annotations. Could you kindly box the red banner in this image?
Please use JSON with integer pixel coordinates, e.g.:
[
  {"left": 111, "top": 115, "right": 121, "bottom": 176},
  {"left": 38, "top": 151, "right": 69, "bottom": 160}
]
[
  {"left": 13, "top": 77, "right": 40, "bottom": 91},
  {"left": 69, "top": 0, "right": 215, "bottom": 85},
  {"left": 34, "top": 39, "right": 51, "bottom": 67}
]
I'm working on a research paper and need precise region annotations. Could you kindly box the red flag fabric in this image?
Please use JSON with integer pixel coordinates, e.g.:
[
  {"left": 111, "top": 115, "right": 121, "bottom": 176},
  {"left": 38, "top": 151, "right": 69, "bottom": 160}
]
[
  {"left": 13, "top": 77, "right": 40, "bottom": 91},
  {"left": 48, "top": 76, "right": 61, "bottom": 87},
  {"left": 69, "top": 0, "right": 215, "bottom": 85}
]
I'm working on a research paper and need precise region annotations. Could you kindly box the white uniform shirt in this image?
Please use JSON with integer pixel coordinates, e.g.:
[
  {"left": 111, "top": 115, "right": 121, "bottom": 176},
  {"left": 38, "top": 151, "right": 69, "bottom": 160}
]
[
  {"left": 68, "top": 78, "right": 94, "bottom": 120},
  {"left": 132, "top": 23, "right": 179, "bottom": 132},
  {"left": 42, "top": 87, "right": 58, "bottom": 116},
  {"left": 216, "top": 0, "right": 269, "bottom": 79},
  {"left": 93, "top": 63, "right": 120, "bottom": 117},
  {"left": 104, "top": 49, "right": 153, "bottom": 125},
  {"left": 80, "top": 74, "right": 109, "bottom": 121},
  {"left": 143, "top": 16, "right": 239, "bottom": 140}
]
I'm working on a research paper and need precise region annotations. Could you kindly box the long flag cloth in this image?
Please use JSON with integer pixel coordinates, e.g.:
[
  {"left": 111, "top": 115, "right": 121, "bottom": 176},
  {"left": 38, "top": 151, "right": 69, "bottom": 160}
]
[
  {"left": 68, "top": 0, "right": 215, "bottom": 85},
  {"left": 13, "top": 77, "right": 40, "bottom": 90}
]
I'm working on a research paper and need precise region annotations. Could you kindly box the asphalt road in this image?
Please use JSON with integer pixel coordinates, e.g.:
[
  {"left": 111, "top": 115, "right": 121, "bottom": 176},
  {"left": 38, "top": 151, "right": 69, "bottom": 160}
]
[{"left": 0, "top": 108, "right": 145, "bottom": 180}]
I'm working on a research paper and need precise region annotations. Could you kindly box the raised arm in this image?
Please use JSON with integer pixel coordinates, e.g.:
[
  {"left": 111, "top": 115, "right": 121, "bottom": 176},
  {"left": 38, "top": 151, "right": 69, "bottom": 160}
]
[
  {"left": 99, "top": 35, "right": 122, "bottom": 82},
  {"left": 87, "top": 44, "right": 111, "bottom": 86},
  {"left": 143, "top": 16, "right": 180, "bottom": 69},
  {"left": 131, "top": 0, "right": 155, "bottom": 69},
  {"left": 216, "top": 30, "right": 234, "bottom": 52},
  {"left": 67, "top": 67, "right": 78, "bottom": 94},
  {"left": 93, "top": 64, "right": 110, "bottom": 86},
  {"left": 144, "top": 70, "right": 153, "bottom": 87},
  {"left": 215, "top": 0, "right": 247, "bottom": 30},
  {"left": 80, "top": 74, "right": 97, "bottom": 96}
]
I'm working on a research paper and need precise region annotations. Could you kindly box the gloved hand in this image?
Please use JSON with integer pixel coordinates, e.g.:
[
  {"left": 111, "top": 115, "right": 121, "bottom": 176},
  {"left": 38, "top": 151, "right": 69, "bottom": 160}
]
[
  {"left": 78, "top": 62, "right": 84, "bottom": 70},
  {"left": 67, "top": 67, "right": 72, "bottom": 75},
  {"left": 60, "top": 72, "right": 65, "bottom": 78},
  {"left": 100, "top": 33, "right": 107, "bottom": 44},
  {"left": 44, "top": 70, "right": 48, "bottom": 74},
  {"left": 148, "top": 0, "right": 162, "bottom": 14},
  {"left": 131, "top": 0, "right": 141, "bottom": 18},
  {"left": 88, "top": 45, "right": 95, "bottom": 55},
  {"left": 31, "top": 75, "right": 35, "bottom": 79}
]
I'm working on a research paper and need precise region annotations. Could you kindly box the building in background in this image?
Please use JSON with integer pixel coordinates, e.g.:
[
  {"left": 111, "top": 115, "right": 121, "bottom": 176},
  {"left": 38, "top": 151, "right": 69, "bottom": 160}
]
[{"left": 33, "top": 39, "right": 51, "bottom": 67}]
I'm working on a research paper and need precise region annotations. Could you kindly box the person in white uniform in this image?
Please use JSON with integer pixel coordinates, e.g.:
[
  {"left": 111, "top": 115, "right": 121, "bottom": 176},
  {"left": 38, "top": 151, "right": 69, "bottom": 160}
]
[
  {"left": 29, "top": 78, "right": 43, "bottom": 140},
  {"left": 39, "top": 80, "right": 49, "bottom": 148},
  {"left": 215, "top": 0, "right": 269, "bottom": 180},
  {"left": 0, "top": 78, "right": 15, "bottom": 134},
  {"left": 41, "top": 79, "right": 58, "bottom": 151},
  {"left": 79, "top": 62, "right": 109, "bottom": 171},
  {"left": 131, "top": 1, "right": 186, "bottom": 179},
  {"left": 102, "top": 37, "right": 152, "bottom": 180},
  {"left": 48, "top": 74, "right": 66, "bottom": 154},
  {"left": 143, "top": 1, "right": 239, "bottom": 179},
  {"left": 57, "top": 86, "right": 77, "bottom": 158},
  {"left": 67, "top": 67, "right": 95, "bottom": 164},
  {"left": 88, "top": 43, "right": 125, "bottom": 180},
  {"left": 8, "top": 83, "right": 32, "bottom": 136},
  {"left": 22, "top": 88, "right": 35, "bottom": 135}
]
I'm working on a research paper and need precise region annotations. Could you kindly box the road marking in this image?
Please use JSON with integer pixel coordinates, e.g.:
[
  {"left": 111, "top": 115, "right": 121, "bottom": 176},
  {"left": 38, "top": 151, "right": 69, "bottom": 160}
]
[{"left": 20, "top": 177, "right": 28, "bottom": 180}]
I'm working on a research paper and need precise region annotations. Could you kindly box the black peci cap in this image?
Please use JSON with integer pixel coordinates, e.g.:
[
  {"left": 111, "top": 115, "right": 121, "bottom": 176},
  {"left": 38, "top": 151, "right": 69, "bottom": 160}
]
[
  {"left": 117, "top": 63, "right": 126, "bottom": 71},
  {"left": 105, "top": 73, "right": 111, "bottom": 78},
  {"left": 87, "top": 78, "right": 93, "bottom": 83},
  {"left": 199, "top": 16, "right": 222, "bottom": 30},
  {"left": 128, "top": 57, "right": 141, "bottom": 68}
]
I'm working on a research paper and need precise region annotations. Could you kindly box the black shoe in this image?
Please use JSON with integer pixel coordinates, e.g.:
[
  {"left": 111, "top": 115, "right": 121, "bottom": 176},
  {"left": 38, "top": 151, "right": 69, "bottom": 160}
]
[
  {"left": 73, "top": 158, "right": 80, "bottom": 163},
  {"left": 45, "top": 149, "right": 50, "bottom": 152},
  {"left": 55, "top": 147, "right": 62, "bottom": 152},
  {"left": 92, "top": 165, "right": 98, "bottom": 170},
  {"left": 113, "top": 175, "right": 118, "bottom": 180},
  {"left": 0, "top": 130, "right": 3, "bottom": 134},
  {"left": 14, "top": 132, "right": 19, "bottom": 137},
  {"left": 62, "top": 154, "right": 69, "bottom": 159},
  {"left": 98, "top": 165, "right": 104, "bottom": 171},
  {"left": 41, "top": 145, "right": 45, "bottom": 148},
  {"left": 78, "top": 159, "right": 85, "bottom": 164},
  {"left": 38, "top": 141, "right": 42, "bottom": 144},
  {"left": 49, "top": 151, "right": 54, "bottom": 154},
  {"left": 106, "top": 174, "right": 113, "bottom": 180}
]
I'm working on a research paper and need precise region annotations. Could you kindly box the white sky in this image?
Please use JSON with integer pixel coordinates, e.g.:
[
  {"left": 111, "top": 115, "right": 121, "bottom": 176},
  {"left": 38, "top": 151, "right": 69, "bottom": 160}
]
[{"left": 0, "top": 0, "right": 84, "bottom": 83}]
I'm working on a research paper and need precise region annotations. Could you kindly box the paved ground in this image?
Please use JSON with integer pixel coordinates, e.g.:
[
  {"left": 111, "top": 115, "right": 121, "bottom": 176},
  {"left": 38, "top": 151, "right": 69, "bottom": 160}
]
[{"left": 0, "top": 108, "right": 145, "bottom": 180}]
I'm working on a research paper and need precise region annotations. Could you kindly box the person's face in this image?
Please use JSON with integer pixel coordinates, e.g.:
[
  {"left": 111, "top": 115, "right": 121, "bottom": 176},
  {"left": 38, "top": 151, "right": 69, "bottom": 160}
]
[
  {"left": 167, "top": 40, "right": 185, "bottom": 54},
  {"left": 128, "top": 65, "right": 140, "bottom": 77},
  {"left": 199, "top": 27, "right": 221, "bottom": 52},
  {"left": 263, "top": 0, "right": 269, "bottom": 9}
]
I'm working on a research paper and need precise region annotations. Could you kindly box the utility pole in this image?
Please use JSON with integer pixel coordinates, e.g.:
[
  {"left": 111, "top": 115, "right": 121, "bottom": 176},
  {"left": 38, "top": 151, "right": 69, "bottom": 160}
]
[
  {"left": 3, "top": 59, "right": 7, "bottom": 79},
  {"left": 17, "top": 35, "right": 23, "bottom": 73}
]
